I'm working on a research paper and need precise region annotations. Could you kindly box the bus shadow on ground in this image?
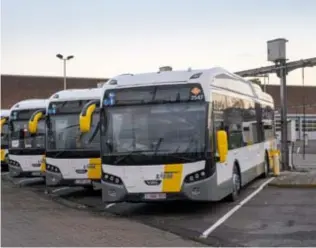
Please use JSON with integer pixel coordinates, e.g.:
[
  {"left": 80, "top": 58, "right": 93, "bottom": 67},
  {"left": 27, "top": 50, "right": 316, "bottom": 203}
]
[
  {"left": 54, "top": 176, "right": 269, "bottom": 217},
  {"left": 1, "top": 173, "right": 44, "bottom": 187}
]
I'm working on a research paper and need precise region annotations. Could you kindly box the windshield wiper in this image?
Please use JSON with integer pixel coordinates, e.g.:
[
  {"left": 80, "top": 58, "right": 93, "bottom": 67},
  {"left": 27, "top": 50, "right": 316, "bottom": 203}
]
[
  {"left": 153, "top": 137, "right": 163, "bottom": 156},
  {"left": 87, "top": 121, "right": 100, "bottom": 144},
  {"left": 113, "top": 150, "right": 150, "bottom": 165},
  {"left": 166, "top": 153, "right": 196, "bottom": 162},
  {"left": 52, "top": 150, "right": 67, "bottom": 158}
]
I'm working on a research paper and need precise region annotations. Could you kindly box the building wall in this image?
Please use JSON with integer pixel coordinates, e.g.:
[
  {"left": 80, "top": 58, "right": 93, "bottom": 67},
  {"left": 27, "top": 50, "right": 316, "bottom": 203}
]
[
  {"left": 265, "top": 85, "right": 316, "bottom": 115},
  {"left": 1, "top": 74, "right": 108, "bottom": 109},
  {"left": 1, "top": 74, "right": 315, "bottom": 114}
]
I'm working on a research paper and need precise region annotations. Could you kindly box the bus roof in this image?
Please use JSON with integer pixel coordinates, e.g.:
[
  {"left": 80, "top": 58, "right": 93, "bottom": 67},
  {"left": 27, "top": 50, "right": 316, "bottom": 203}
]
[
  {"left": 258, "top": 91, "right": 274, "bottom": 104},
  {"left": 0, "top": 109, "right": 10, "bottom": 118},
  {"left": 48, "top": 88, "right": 104, "bottom": 102},
  {"left": 104, "top": 67, "right": 258, "bottom": 99},
  {"left": 10, "top": 99, "right": 49, "bottom": 112},
  {"left": 250, "top": 83, "right": 274, "bottom": 104}
]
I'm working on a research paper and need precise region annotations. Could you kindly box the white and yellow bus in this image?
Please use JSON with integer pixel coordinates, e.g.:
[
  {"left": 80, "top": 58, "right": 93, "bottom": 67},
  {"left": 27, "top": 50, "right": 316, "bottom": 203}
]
[
  {"left": 45, "top": 88, "right": 104, "bottom": 187},
  {"left": 8, "top": 99, "right": 48, "bottom": 177},
  {"left": 1, "top": 109, "right": 11, "bottom": 171},
  {"left": 95, "top": 66, "right": 277, "bottom": 203}
]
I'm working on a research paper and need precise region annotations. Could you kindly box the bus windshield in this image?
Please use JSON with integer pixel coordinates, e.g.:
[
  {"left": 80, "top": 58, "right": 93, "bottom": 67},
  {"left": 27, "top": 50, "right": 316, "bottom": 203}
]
[
  {"left": 1, "top": 123, "right": 9, "bottom": 148},
  {"left": 102, "top": 102, "right": 207, "bottom": 165},
  {"left": 47, "top": 113, "right": 100, "bottom": 151},
  {"left": 9, "top": 120, "right": 45, "bottom": 149}
]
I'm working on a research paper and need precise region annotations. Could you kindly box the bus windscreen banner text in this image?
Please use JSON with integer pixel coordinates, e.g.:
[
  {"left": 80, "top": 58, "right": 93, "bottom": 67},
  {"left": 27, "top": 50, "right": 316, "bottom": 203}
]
[
  {"left": 10, "top": 109, "right": 45, "bottom": 120},
  {"left": 103, "top": 83, "right": 205, "bottom": 106},
  {"left": 48, "top": 100, "right": 97, "bottom": 115}
]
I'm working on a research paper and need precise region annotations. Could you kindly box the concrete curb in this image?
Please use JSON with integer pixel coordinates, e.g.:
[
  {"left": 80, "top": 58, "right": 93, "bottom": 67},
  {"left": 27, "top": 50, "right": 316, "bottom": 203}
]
[{"left": 268, "top": 182, "right": 316, "bottom": 188}]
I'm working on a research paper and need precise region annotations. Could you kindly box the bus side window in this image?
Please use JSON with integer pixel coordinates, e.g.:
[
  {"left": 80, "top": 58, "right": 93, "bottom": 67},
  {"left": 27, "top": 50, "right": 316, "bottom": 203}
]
[
  {"left": 225, "top": 96, "right": 244, "bottom": 150},
  {"left": 262, "top": 104, "right": 275, "bottom": 140}
]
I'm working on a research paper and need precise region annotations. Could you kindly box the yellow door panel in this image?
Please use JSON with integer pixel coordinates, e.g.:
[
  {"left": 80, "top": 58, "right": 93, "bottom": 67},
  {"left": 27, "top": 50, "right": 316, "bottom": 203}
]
[
  {"left": 87, "top": 158, "right": 102, "bottom": 180},
  {"left": 162, "top": 164, "right": 183, "bottom": 192}
]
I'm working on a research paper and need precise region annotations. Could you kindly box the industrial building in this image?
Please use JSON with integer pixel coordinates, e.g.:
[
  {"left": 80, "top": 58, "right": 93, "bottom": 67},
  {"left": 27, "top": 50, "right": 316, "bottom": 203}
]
[{"left": 1, "top": 74, "right": 315, "bottom": 140}]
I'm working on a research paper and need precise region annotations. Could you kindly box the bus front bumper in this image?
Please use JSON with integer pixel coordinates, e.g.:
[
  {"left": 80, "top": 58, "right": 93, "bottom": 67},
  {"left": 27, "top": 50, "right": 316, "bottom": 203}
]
[
  {"left": 96, "top": 172, "right": 229, "bottom": 203},
  {"left": 8, "top": 164, "right": 22, "bottom": 177},
  {"left": 1, "top": 161, "right": 8, "bottom": 172},
  {"left": 8, "top": 164, "right": 41, "bottom": 177},
  {"left": 46, "top": 171, "right": 97, "bottom": 188}
]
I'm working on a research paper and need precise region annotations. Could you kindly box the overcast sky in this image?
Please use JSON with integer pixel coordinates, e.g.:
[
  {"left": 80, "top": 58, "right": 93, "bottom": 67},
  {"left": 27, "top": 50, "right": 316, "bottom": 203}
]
[{"left": 1, "top": 0, "right": 316, "bottom": 85}]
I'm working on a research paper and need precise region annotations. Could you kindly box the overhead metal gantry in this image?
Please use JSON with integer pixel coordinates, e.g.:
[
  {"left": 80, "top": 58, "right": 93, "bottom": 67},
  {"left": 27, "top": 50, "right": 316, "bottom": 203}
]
[
  {"left": 234, "top": 50, "right": 315, "bottom": 172},
  {"left": 234, "top": 57, "right": 316, "bottom": 77}
]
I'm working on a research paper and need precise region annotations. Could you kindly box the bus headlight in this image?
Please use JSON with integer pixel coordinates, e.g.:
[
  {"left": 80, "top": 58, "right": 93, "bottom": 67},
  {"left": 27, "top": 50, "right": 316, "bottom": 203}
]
[
  {"left": 103, "top": 173, "right": 122, "bottom": 185},
  {"left": 9, "top": 159, "right": 20, "bottom": 167},
  {"left": 184, "top": 170, "right": 207, "bottom": 183},
  {"left": 46, "top": 164, "right": 60, "bottom": 173}
]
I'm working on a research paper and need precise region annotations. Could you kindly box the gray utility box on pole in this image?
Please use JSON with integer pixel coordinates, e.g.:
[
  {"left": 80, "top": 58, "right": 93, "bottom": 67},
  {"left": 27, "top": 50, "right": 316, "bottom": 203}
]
[{"left": 267, "top": 38, "right": 288, "bottom": 62}]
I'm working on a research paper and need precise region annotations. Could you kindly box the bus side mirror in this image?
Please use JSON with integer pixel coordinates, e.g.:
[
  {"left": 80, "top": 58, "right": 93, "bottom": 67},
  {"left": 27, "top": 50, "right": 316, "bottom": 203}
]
[
  {"left": 79, "top": 100, "right": 98, "bottom": 133},
  {"left": 28, "top": 110, "right": 45, "bottom": 134},
  {"left": 0, "top": 118, "right": 6, "bottom": 132},
  {"left": 217, "top": 130, "right": 228, "bottom": 163}
]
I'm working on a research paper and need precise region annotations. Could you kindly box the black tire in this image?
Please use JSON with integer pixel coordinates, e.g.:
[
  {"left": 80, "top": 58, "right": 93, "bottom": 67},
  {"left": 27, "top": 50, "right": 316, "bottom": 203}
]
[
  {"left": 261, "top": 152, "right": 270, "bottom": 178},
  {"left": 228, "top": 164, "right": 241, "bottom": 202}
]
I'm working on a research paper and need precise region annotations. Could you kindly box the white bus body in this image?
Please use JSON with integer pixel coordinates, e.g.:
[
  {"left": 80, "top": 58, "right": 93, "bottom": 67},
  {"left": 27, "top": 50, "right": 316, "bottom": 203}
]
[
  {"left": 1, "top": 109, "right": 11, "bottom": 171},
  {"left": 97, "top": 67, "right": 276, "bottom": 203},
  {"left": 8, "top": 99, "right": 48, "bottom": 177},
  {"left": 45, "top": 88, "right": 105, "bottom": 187}
]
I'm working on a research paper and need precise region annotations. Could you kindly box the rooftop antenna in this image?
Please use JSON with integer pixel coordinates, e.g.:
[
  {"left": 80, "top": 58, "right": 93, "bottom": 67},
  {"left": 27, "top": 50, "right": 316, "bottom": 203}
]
[{"left": 158, "top": 66, "right": 172, "bottom": 72}]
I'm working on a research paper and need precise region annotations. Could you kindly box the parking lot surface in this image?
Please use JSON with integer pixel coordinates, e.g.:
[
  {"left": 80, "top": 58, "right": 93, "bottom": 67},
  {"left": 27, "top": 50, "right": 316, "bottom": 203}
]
[
  {"left": 209, "top": 187, "right": 316, "bottom": 246},
  {"left": 2, "top": 175, "right": 316, "bottom": 247},
  {"left": 1, "top": 179, "right": 202, "bottom": 247}
]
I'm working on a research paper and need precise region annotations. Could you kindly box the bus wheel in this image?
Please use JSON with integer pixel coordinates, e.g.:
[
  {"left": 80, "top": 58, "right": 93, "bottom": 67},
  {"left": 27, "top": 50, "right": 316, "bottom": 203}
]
[{"left": 228, "top": 164, "right": 241, "bottom": 202}]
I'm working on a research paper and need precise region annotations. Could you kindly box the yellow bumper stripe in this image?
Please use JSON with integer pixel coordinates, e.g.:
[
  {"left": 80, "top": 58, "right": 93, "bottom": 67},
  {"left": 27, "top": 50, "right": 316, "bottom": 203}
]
[
  {"left": 87, "top": 158, "right": 102, "bottom": 179},
  {"left": 162, "top": 164, "right": 183, "bottom": 192},
  {"left": 40, "top": 155, "right": 46, "bottom": 173},
  {"left": 1, "top": 149, "right": 6, "bottom": 162}
]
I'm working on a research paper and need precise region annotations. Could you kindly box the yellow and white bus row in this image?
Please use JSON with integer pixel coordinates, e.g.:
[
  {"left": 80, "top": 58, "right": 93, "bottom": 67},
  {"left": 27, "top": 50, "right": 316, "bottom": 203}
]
[{"left": 1, "top": 66, "right": 278, "bottom": 203}]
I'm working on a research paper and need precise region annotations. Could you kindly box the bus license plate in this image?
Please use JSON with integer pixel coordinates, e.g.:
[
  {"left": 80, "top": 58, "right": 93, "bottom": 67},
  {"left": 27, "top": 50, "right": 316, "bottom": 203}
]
[
  {"left": 75, "top": 179, "right": 91, "bottom": 185},
  {"left": 32, "top": 172, "right": 41, "bottom": 176},
  {"left": 144, "top": 193, "right": 166, "bottom": 200}
]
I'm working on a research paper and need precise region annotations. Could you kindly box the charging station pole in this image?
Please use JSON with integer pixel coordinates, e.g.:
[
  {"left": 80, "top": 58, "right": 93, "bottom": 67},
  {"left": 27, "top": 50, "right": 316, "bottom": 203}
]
[{"left": 267, "top": 38, "right": 289, "bottom": 170}]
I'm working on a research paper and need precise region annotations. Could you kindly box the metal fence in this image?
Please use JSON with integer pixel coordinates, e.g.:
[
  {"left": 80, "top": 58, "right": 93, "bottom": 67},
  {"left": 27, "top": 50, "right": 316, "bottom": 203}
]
[{"left": 291, "top": 140, "right": 316, "bottom": 170}]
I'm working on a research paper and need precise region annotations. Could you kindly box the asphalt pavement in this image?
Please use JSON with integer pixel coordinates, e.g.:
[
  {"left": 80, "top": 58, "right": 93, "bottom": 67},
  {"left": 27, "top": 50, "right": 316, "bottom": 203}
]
[
  {"left": 1, "top": 178, "right": 202, "bottom": 247},
  {"left": 2, "top": 174, "right": 316, "bottom": 247},
  {"left": 209, "top": 187, "right": 316, "bottom": 246}
]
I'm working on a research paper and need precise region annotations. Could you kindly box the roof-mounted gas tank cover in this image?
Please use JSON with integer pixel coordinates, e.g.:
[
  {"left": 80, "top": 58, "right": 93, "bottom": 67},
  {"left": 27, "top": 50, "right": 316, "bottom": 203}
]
[
  {"left": 158, "top": 66, "right": 173, "bottom": 72},
  {"left": 108, "top": 79, "right": 118, "bottom": 85}
]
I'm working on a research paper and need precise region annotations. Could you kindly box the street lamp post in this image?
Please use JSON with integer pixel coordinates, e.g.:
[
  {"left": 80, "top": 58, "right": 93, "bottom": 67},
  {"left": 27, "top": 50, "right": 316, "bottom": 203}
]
[{"left": 56, "top": 54, "right": 74, "bottom": 90}]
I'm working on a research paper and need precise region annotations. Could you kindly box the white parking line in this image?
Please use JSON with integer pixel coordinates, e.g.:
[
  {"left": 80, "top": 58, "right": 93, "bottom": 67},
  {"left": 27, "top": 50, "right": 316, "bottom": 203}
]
[
  {"left": 200, "top": 177, "right": 275, "bottom": 239},
  {"left": 51, "top": 187, "right": 71, "bottom": 194},
  {"left": 297, "top": 147, "right": 300, "bottom": 154},
  {"left": 105, "top": 203, "right": 116, "bottom": 209}
]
